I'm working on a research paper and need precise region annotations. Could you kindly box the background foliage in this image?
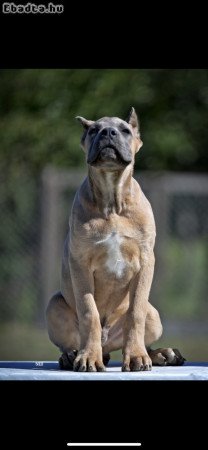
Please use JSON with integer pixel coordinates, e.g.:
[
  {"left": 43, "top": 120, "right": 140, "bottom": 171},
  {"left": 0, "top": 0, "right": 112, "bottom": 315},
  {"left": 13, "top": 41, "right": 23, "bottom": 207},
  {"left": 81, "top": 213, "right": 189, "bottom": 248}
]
[
  {"left": 1, "top": 69, "right": 208, "bottom": 175},
  {"left": 0, "top": 69, "right": 207, "bottom": 360}
]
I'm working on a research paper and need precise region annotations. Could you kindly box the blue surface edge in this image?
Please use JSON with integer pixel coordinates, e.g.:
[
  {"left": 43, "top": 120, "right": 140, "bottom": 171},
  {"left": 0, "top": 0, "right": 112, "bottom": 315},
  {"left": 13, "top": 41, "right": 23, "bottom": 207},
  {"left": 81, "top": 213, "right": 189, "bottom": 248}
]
[{"left": 0, "top": 361, "right": 207, "bottom": 370}]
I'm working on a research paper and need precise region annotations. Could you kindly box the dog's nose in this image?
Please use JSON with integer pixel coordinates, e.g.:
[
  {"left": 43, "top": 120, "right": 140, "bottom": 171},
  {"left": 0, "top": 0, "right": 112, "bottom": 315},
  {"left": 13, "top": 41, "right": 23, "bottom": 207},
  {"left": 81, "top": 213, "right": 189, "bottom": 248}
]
[{"left": 100, "top": 127, "right": 118, "bottom": 138}]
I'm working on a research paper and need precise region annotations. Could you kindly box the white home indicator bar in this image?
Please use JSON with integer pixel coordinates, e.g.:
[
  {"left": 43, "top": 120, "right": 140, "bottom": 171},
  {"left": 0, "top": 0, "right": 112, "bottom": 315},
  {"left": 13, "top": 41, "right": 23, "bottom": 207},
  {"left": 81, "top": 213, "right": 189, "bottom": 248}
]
[{"left": 67, "top": 444, "right": 141, "bottom": 447}]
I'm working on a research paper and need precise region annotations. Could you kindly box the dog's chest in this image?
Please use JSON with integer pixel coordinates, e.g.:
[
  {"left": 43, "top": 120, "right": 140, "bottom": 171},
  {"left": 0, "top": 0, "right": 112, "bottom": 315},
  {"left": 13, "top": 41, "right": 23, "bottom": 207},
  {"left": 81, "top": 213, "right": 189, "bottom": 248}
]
[
  {"left": 96, "top": 231, "right": 125, "bottom": 278},
  {"left": 95, "top": 230, "right": 140, "bottom": 279}
]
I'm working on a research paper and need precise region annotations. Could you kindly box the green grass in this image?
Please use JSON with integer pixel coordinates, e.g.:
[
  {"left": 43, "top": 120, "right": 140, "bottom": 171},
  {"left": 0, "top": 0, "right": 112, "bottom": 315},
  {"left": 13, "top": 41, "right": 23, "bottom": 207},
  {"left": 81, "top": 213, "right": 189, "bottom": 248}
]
[
  {"left": 0, "top": 322, "right": 59, "bottom": 360},
  {"left": 0, "top": 322, "right": 207, "bottom": 362}
]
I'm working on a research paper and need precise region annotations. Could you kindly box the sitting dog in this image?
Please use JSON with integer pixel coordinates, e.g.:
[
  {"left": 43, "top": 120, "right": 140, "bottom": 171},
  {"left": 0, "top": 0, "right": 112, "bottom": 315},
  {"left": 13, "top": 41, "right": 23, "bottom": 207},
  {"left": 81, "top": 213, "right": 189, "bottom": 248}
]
[{"left": 46, "top": 108, "right": 185, "bottom": 371}]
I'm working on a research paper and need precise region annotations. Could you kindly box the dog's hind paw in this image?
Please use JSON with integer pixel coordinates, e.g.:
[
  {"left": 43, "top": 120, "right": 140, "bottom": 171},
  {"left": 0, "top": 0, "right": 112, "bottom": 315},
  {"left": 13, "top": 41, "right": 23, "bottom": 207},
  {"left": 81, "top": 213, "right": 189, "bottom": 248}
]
[
  {"left": 59, "top": 350, "right": 78, "bottom": 370},
  {"left": 103, "top": 353, "right": 110, "bottom": 367},
  {"left": 148, "top": 347, "right": 186, "bottom": 366}
]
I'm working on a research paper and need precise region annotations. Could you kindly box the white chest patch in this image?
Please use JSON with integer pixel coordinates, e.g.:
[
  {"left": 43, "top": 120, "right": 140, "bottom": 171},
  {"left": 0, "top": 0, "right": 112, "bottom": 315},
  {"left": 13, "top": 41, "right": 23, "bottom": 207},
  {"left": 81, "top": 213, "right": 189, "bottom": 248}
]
[{"left": 96, "top": 231, "right": 126, "bottom": 278}]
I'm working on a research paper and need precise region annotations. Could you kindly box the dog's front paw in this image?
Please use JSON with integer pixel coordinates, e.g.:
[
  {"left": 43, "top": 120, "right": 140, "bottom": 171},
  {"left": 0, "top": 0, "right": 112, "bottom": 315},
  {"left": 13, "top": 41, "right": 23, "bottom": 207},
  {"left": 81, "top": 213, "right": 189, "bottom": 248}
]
[
  {"left": 122, "top": 351, "right": 152, "bottom": 372},
  {"left": 73, "top": 348, "right": 106, "bottom": 372}
]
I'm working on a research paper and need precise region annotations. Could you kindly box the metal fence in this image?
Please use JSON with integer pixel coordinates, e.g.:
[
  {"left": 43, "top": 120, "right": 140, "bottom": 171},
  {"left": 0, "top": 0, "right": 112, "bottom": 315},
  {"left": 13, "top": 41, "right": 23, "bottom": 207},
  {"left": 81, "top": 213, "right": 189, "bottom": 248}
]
[{"left": 0, "top": 167, "right": 208, "bottom": 331}]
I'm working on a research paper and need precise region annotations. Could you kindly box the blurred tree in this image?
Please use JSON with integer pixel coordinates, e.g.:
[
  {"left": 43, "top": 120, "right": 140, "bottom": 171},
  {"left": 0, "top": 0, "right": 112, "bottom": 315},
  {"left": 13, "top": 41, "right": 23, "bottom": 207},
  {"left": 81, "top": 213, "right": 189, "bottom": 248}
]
[
  {"left": 0, "top": 69, "right": 207, "bottom": 324},
  {"left": 0, "top": 69, "right": 208, "bottom": 174}
]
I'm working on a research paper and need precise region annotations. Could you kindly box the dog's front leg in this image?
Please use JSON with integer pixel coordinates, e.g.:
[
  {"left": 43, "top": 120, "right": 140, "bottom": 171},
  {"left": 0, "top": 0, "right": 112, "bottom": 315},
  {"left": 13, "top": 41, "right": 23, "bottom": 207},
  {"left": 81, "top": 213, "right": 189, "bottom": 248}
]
[
  {"left": 122, "top": 251, "right": 155, "bottom": 372},
  {"left": 70, "top": 258, "right": 105, "bottom": 372}
]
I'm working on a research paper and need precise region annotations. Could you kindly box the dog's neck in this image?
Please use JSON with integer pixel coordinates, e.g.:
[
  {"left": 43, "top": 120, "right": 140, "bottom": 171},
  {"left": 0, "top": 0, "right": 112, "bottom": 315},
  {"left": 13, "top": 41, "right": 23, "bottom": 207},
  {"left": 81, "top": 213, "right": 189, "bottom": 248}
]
[{"left": 88, "top": 164, "right": 133, "bottom": 218}]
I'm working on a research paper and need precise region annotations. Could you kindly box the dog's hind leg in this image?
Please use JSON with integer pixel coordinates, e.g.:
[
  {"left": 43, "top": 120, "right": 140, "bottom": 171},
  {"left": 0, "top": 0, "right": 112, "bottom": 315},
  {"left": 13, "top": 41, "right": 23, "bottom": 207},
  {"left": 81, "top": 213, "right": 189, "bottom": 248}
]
[
  {"left": 145, "top": 304, "right": 163, "bottom": 347},
  {"left": 46, "top": 291, "right": 80, "bottom": 370},
  {"left": 46, "top": 292, "right": 111, "bottom": 370}
]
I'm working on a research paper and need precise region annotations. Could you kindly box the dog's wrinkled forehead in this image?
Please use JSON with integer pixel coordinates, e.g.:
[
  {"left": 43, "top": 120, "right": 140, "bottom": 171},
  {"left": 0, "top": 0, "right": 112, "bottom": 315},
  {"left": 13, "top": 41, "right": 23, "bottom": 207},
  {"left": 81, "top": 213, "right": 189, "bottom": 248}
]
[{"left": 95, "top": 117, "right": 130, "bottom": 129}]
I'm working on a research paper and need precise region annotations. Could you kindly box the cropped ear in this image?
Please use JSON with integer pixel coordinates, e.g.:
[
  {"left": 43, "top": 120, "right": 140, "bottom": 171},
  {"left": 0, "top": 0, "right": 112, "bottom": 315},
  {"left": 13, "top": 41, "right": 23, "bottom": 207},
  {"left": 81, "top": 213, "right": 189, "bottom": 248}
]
[
  {"left": 126, "top": 107, "right": 139, "bottom": 135},
  {"left": 75, "top": 116, "right": 94, "bottom": 129},
  {"left": 126, "top": 107, "right": 142, "bottom": 152},
  {"left": 135, "top": 138, "right": 143, "bottom": 153}
]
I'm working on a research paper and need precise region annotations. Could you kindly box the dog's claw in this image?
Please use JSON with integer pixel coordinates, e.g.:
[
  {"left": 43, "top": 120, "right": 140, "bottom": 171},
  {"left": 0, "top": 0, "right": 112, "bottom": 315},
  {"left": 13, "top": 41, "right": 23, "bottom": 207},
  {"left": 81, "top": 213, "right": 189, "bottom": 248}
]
[
  {"left": 173, "top": 349, "right": 186, "bottom": 365},
  {"left": 74, "top": 361, "right": 80, "bottom": 371},
  {"left": 122, "top": 365, "right": 130, "bottom": 372},
  {"left": 97, "top": 366, "right": 106, "bottom": 372}
]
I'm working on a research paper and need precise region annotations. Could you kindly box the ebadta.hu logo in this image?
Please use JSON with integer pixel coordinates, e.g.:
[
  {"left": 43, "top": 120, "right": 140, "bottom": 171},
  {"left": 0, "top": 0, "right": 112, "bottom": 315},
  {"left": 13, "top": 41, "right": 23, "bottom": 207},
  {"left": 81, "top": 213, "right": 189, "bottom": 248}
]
[{"left": 2, "top": 2, "right": 64, "bottom": 14}]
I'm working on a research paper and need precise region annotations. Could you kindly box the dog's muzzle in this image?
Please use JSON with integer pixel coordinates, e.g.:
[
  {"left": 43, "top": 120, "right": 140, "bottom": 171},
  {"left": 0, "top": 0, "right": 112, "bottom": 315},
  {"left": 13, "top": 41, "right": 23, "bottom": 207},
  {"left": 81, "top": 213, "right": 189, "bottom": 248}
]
[{"left": 87, "top": 127, "right": 132, "bottom": 166}]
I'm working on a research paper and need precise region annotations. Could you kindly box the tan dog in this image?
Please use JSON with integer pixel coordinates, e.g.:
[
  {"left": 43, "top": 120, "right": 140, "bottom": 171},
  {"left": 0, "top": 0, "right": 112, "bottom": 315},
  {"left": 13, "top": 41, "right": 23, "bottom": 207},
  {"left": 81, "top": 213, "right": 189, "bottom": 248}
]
[{"left": 46, "top": 108, "right": 185, "bottom": 372}]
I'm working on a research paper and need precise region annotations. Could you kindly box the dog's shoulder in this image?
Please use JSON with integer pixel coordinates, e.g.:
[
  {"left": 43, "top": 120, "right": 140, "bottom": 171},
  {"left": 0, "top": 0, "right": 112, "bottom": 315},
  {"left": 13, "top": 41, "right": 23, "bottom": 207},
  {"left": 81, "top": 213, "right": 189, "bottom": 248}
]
[{"left": 131, "top": 177, "right": 155, "bottom": 225}]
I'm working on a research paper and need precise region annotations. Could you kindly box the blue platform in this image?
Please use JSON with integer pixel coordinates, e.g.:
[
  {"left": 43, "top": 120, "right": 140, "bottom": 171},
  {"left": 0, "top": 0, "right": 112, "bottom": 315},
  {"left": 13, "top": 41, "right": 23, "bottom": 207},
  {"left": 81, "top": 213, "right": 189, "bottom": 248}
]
[{"left": 0, "top": 361, "right": 208, "bottom": 380}]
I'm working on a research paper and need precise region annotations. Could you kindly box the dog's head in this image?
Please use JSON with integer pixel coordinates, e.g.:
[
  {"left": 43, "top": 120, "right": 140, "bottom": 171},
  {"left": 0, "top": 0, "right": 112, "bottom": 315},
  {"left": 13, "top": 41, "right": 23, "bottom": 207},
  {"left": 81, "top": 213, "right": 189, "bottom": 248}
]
[{"left": 76, "top": 108, "right": 143, "bottom": 170}]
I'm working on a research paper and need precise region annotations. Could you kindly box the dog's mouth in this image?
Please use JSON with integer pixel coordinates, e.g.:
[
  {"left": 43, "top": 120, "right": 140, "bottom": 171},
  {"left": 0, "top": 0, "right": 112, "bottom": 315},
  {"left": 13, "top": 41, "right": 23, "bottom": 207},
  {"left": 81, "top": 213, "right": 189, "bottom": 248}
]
[
  {"left": 90, "top": 145, "right": 130, "bottom": 167},
  {"left": 99, "top": 145, "right": 119, "bottom": 161}
]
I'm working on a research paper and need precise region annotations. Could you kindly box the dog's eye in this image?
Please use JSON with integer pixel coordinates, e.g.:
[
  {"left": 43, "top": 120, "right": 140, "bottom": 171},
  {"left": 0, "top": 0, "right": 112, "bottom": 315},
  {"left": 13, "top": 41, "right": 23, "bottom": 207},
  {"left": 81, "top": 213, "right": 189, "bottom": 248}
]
[
  {"left": 88, "top": 128, "right": 97, "bottom": 136},
  {"left": 122, "top": 128, "right": 131, "bottom": 135}
]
